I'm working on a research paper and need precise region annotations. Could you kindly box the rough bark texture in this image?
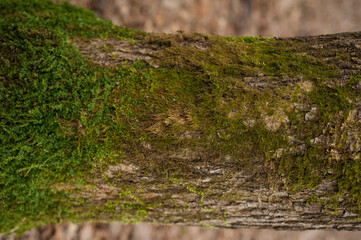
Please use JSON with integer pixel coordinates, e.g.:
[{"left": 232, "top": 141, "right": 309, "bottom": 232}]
[
  {"left": 1, "top": 1, "right": 361, "bottom": 233},
  {"left": 66, "top": 32, "right": 361, "bottom": 230}
]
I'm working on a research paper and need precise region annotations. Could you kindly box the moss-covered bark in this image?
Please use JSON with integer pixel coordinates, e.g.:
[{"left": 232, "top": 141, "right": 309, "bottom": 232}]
[{"left": 1, "top": 0, "right": 361, "bottom": 234}]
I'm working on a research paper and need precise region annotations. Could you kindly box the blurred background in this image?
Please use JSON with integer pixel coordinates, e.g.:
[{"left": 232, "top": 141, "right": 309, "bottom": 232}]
[
  {"left": 3, "top": 222, "right": 361, "bottom": 240},
  {"left": 67, "top": 0, "right": 361, "bottom": 37},
  {"left": 2, "top": 0, "right": 361, "bottom": 239}
]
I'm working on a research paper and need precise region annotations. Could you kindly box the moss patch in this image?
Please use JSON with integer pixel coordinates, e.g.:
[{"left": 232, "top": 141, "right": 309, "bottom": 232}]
[
  {"left": 1, "top": 0, "right": 361, "bottom": 234},
  {"left": 0, "top": 0, "right": 142, "bottom": 233}
]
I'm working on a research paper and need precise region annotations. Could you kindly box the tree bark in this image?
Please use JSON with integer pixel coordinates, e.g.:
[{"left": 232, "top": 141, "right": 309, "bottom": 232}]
[
  {"left": 1, "top": 1, "right": 361, "bottom": 232},
  {"left": 64, "top": 32, "right": 361, "bottom": 231}
]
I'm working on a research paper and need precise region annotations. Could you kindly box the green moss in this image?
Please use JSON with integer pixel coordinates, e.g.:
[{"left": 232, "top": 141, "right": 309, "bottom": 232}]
[
  {"left": 0, "top": 0, "right": 143, "bottom": 39},
  {"left": 135, "top": 33, "right": 360, "bottom": 214},
  {"left": 99, "top": 187, "right": 150, "bottom": 223},
  {"left": 0, "top": 0, "right": 142, "bottom": 234},
  {"left": 1, "top": 0, "right": 361, "bottom": 234},
  {"left": 223, "top": 35, "right": 274, "bottom": 44},
  {"left": 98, "top": 32, "right": 360, "bottom": 221},
  {"left": 169, "top": 177, "right": 205, "bottom": 204}
]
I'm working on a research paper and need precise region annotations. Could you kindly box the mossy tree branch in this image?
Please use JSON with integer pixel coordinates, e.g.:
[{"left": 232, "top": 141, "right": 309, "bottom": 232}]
[{"left": 0, "top": 0, "right": 361, "bottom": 234}]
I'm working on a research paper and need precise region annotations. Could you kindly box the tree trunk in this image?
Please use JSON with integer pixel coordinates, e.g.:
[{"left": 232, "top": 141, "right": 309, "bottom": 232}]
[
  {"left": 66, "top": 32, "right": 361, "bottom": 231},
  {"left": 1, "top": 1, "right": 361, "bottom": 233}
]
